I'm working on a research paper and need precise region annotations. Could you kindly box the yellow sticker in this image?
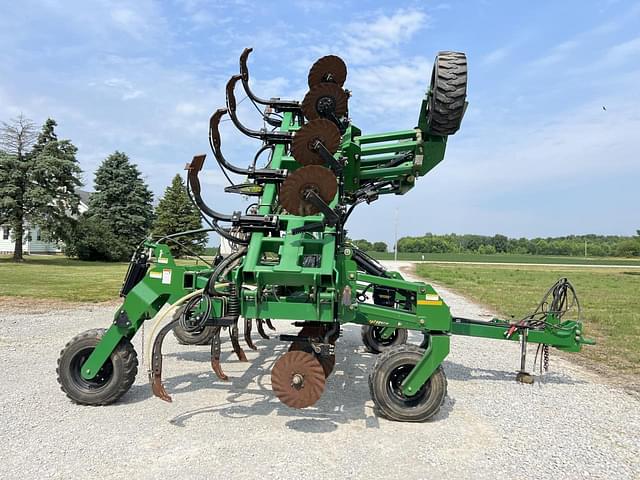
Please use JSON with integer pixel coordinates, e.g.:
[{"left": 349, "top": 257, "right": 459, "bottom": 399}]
[
  {"left": 149, "top": 271, "right": 162, "bottom": 279},
  {"left": 417, "top": 300, "right": 443, "bottom": 306}
]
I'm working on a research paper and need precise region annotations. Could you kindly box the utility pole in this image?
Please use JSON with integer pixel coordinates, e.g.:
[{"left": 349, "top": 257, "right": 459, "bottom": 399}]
[
  {"left": 584, "top": 239, "right": 587, "bottom": 257},
  {"left": 394, "top": 208, "right": 399, "bottom": 262}
]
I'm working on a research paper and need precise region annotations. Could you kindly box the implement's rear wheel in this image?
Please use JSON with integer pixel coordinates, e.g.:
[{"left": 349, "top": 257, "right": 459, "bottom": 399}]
[
  {"left": 57, "top": 329, "right": 138, "bottom": 405},
  {"left": 369, "top": 345, "right": 447, "bottom": 422},
  {"left": 361, "top": 325, "right": 408, "bottom": 354}
]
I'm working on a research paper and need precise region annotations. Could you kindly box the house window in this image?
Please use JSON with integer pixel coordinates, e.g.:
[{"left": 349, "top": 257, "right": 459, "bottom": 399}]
[
  {"left": 2, "top": 227, "right": 8, "bottom": 240},
  {"left": 36, "top": 229, "right": 41, "bottom": 241}
]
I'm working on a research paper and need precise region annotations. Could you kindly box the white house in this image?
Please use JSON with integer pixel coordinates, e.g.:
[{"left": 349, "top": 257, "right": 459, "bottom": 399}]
[{"left": 0, "top": 190, "right": 90, "bottom": 255}]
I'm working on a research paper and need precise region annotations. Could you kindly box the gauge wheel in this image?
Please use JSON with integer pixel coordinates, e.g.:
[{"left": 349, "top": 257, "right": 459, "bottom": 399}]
[
  {"left": 426, "top": 51, "right": 467, "bottom": 135},
  {"left": 369, "top": 345, "right": 447, "bottom": 422},
  {"left": 361, "top": 325, "right": 408, "bottom": 354},
  {"left": 173, "top": 324, "right": 217, "bottom": 345},
  {"left": 57, "top": 328, "right": 138, "bottom": 405}
]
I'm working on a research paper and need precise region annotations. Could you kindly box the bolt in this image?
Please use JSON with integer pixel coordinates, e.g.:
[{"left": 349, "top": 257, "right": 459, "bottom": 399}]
[{"left": 291, "top": 373, "right": 304, "bottom": 389}]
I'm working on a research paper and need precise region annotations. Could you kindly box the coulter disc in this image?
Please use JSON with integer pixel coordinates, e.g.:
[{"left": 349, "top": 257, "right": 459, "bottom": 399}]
[
  {"left": 271, "top": 350, "right": 325, "bottom": 408},
  {"left": 301, "top": 83, "right": 348, "bottom": 121},
  {"left": 279, "top": 165, "right": 337, "bottom": 216},
  {"left": 308, "top": 55, "right": 347, "bottom": 88},
  {"left": 291, "top": 119, "right": 341, "bottom": 166}
]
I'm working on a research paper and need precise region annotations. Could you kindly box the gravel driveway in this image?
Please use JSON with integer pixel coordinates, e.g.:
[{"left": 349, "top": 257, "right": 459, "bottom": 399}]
[{"left": 0, "top": 262, "right": 638, "bottom": 479}]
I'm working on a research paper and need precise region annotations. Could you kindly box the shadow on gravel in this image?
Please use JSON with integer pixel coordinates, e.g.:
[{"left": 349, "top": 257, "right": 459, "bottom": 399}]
[
  {"left": 116, "top": 334, "right": 453, "bottom": 427},
  {"left": 157, "top": 339, "right": 451, "bottom": 429},
  {"left": 443, "top": 360, "right": 587, "bottom": 385}
]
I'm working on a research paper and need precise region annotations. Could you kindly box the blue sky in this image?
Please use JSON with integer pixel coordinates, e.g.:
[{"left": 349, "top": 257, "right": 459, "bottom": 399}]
[{"left": 1, "top": 1, "right": 639, "bottom": 245}]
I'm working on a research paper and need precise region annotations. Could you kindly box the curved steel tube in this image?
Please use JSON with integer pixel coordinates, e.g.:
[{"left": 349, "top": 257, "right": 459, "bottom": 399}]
[
  {"left": 209, "top": 108, "right": 252, "bottom": 175},
  {"left": 226, "top": 74, "right": 264, "bottom": 139},
  {"left": 240, "top": 47, "right": 300, "bottom": 110},
  {"left": 226, "top": 74, "right": 294, "bottom": 143}
]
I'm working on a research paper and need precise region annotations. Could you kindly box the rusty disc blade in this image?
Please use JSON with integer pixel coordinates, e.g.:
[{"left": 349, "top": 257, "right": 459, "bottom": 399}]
[
  {"left": 279, "top": 165, "right": 337, "bottom": 216},
  {"left": 308, "top": 55, "right": 347, "bottom": 88},
  {"left": 288, "top": 344, "right": 335, "bottom": 378},
  {"left": 271, "top": 350, "right": 325, "bottom": 408},
  {"left": 292, "top": 119, "right": 341, "bottom": 166},
  {"left": 301, "top": 83, "right": 348, "bottom": 121}
]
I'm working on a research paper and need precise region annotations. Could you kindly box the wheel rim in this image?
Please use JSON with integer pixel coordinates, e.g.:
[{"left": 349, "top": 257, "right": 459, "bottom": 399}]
[
  {"left": 69, "top": 347, "right": 114, "bottom": 392},
  {"left": 371, "top": 327, "right": 398, "bottom": 347},
  {"left": 386, "top": 364, "right": 430, "bottom": 408}
]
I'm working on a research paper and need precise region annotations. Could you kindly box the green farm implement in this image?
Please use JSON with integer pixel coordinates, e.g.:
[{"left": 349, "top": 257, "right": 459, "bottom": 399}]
[{"left": 57, "top": 49, "right": 593, "bottom": 421}]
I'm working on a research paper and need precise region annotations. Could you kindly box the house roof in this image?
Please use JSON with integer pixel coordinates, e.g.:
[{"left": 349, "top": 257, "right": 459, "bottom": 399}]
[{"left": 76, "top": 189, "right": 91, "bottom": 206}]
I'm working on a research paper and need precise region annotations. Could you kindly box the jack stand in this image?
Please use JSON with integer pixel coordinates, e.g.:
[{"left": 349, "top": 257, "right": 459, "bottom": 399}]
[{"left": 516, "top": 327, "right": 534, "bottom": 384}]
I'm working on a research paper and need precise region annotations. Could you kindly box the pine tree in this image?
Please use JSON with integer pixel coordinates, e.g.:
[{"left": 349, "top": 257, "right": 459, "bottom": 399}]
[
  {"left": 86, "top": 151, "right": 153, "bottom": 260},
  {"left": 0, "top": 116, "right": 82, "bottom": 261},
  {"left": 152, "top": 174, "right": 207, "bottom": 257}
]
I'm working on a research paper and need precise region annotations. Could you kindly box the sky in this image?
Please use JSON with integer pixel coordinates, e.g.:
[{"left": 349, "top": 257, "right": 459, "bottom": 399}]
[{"left": 1, "top": 0, "right": 639, "bottom": 246}]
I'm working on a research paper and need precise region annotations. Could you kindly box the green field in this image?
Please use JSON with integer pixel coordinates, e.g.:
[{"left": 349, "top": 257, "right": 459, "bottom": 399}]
[
  {"left": 368, "top": 251, "right": 640, "bottom": 266},
  {"left": 415, "top": 263, "right": 640, "bottom": 375},
  {"left": 0, "top": 255, "right": 209, "bottom": 302}
]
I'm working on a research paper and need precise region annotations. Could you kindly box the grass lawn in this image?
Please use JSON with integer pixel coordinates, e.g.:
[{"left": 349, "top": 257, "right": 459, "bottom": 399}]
[
  {"left": 0, "top": 254, "right": 210, "bottom": 303},
  {"left": 415, "top": 263, "right": 640, "bottom": 375},
  {"left": 0, "top": 255, "right": 129, "bottom": 302},
  {"left": 369, "top": 251, "right": 640, "bottom": 266}
]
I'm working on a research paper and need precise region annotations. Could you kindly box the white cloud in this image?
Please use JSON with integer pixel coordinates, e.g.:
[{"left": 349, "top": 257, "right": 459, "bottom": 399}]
[
  {"left": 529, "top": 40, "right": 580, "bottom": 68},
  {"left": 603, "top": 36, "right": 640, "bottom": 64},
  {"left": 442, "top": 98, "right": 640, "bottom": 192},
  {"left": 349, "top": 58, "right": 431, "bottom": 121},
  {"left": 482, "top": 46, "right": 511, "bottom": 65},
  {"left": 341, "top": 9, "right": 428, "bottom": 65}
]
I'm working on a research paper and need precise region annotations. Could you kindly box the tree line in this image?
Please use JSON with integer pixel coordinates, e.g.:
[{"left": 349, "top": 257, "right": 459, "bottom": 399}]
[
  {"left": 0, "top": 115, "right": 206, "bottom": 262},
  {"left": 396, "top": 232, "right": 640, "bottom": 257}
]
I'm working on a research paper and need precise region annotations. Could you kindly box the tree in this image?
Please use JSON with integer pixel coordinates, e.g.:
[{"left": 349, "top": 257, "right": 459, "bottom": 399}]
[
  {"left": 64, "top": 215, "right": 121, "bottom": 261},
  {"left": 0, "top": 116, "right": 82, "bottom": 261},
  {"left": 151, "top": 174, "right": 207, "bottom": 257},
  {"left": 353, "top": 239, "right": 373, "bottom": 251},
  {"left": 83, "top": 151, "right": 153, "bottom": 261},
  {"left": 615, "top": 239, "right": 640, "bottom": 257},
  {"left": 372, "top": 241, "right": 388, "bottom": 253}
]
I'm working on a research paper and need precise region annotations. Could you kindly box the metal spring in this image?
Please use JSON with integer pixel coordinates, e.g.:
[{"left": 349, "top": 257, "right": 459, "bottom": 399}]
[{"left": 227, "top": 283, "right": 240, "bottom": 318}]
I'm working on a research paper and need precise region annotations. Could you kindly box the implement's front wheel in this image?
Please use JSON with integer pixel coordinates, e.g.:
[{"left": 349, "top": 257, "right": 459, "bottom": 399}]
[
  {"left": 369, "top": 345, "right": 447, "bottom": 422},
  {"left": 361, "top": 325, "right": 408, "bottom": 354},
  {"left": 57, "top": 329, "right": 138, "bottom": 405}
]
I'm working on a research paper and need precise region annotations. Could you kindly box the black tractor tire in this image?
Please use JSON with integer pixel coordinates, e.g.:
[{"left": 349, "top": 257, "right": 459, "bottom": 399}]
[
  {"left": 57, "top": 328, "right": 138, "bottom": 406},
  {"left": 172, "top": 324, "right": 217, "bottom": 345},
  {"left": 426, "top": 51, "right": 467, "bottom": 136},
  {"left": 361, "top": 325, "right": 408, "bottom": 354},
  {"left": 369, "top": 344, "right": 447, "bottom": 422}
]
